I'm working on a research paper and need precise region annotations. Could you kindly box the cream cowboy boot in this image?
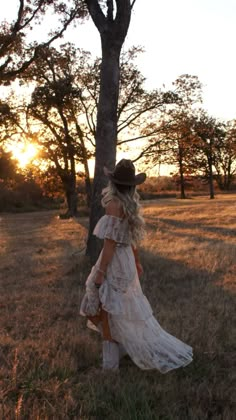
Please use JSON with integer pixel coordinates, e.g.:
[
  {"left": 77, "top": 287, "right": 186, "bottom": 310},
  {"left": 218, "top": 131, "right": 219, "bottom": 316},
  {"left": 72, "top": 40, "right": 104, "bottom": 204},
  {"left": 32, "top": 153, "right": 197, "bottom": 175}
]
[{"left": 102, "top": 341, "right": 120, "bottom": 370}]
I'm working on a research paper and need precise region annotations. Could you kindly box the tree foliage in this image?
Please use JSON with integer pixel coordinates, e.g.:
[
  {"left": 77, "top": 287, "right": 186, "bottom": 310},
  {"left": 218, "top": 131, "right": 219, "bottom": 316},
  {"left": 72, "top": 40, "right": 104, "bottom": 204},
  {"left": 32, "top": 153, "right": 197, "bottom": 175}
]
[
  {"left": 213, "top": 120, "right": 236, "bottom": 190},
  {"left": 0, "top": 147, "right": 18, "bottom": 180},
  {"left": 191, "top": 112, "right": 236, "bottom": 193},
  {"left": 0, "top": 0, "right": 87, "bottom": 84}
]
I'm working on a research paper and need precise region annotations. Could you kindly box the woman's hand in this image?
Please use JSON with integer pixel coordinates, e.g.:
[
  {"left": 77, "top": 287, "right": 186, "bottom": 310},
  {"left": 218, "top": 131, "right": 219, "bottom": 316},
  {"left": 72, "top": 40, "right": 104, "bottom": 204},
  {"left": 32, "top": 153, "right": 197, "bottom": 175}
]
[
  {"left": 94, "top": 271, "right": 105, "bottom": 288},
  {"left": 136, "top": 262, "right": 144, "bottom": 277},
  {"left": 132, "top": 246, "right": 143, "bottom": 277}
]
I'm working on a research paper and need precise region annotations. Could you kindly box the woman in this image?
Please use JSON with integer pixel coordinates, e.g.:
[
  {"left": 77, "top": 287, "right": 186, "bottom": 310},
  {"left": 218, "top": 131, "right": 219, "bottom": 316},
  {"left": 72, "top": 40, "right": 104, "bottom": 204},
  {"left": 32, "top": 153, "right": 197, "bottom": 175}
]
[{"left": 80, "top": 159, "right": 193, "bottom": 372}]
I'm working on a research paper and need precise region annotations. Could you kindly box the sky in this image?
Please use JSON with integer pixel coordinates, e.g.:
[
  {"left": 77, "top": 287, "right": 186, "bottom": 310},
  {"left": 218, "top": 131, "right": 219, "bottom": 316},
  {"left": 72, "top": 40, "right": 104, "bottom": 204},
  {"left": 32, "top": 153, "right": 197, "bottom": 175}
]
[
  {"left": 2, "top": 0, "right": 236, "bottom": 175},
  {"left": 63, "top": 0, "right": 236, "bottom": 122},
  {"left": 2, "top": 0, "right": 236, "bottom": 121}
]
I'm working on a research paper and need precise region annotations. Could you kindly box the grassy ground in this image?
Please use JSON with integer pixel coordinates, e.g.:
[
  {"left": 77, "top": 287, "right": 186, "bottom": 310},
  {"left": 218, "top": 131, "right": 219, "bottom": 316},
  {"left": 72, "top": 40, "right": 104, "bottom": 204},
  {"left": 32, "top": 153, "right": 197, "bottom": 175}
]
[{"left": 0, "top": 195, "right": 235, "bottom": 419}]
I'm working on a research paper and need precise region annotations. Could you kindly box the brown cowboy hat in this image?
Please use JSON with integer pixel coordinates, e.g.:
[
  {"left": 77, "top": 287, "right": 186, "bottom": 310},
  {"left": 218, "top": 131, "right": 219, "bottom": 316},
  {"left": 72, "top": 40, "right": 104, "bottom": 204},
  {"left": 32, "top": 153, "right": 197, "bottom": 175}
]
[{"left": 104, "top": 159, "right": 146, "bottom": 186}]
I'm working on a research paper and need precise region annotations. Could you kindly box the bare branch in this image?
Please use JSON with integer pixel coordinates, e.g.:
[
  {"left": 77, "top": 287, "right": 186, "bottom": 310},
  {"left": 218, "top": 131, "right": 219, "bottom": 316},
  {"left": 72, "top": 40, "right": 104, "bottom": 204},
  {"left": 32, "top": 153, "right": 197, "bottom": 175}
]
[
  {"left": 85, "top": 0, "right": 106, "bottom": 32},
  {"left": 1, "top": 3, "right": 81, "bottom": 81},
  {"left": 117, "top": 128, "right": 165, "bottom": 145},
  {"left": 107, "top": 0, "right": 114, "bottom": 22},
  {"left": 13, "top": 0, "right": 24, "bottom": 32},
  {"left": 132, "top": 141, "right": 172, "bottom": 163},
  {"left": 117, "top": 101, "right": 164, "bottom": 133},
  {"left": 14, "top": 0, "right": 43, "bottom": 32},
  {"left": 131, "top": 0, "right": 137, "bottom": 10}
]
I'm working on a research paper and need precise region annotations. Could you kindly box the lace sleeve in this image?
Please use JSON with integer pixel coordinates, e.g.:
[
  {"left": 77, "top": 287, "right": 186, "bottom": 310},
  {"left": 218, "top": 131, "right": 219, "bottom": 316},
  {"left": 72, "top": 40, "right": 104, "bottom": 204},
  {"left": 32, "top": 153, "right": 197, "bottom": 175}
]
[{"left": 93, "top": 215, "right": 131, "bottom": 244}]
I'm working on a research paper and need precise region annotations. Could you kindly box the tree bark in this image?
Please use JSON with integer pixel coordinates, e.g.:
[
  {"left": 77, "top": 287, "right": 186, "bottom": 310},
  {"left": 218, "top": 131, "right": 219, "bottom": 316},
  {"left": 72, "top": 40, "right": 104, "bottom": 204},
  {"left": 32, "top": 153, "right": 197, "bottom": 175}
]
[
  {"left": 226, "top": 158, "right": 233, "bottom": 190},
  {"left": 178, "top": 144, "right": 186, "bottom": 199},
  {"left": 179, "top": 163, "right": 186, "bottom": 199},
  {"left": 86, "top": 44, "right": 120, "bottom": 261},
  {"left": 85, "top": 0, "right": 132, "bottom": 262},
  {"left": 208, "top": 156, "right": 215, "bottom": 199},
  {"left": 65, "top": 186, "right": 78, "bottom": 216},
  {"left": 61, "top": 170, "right": 78, "bottom": 217},
  {"left": 83, "top": 159, "right": 92, "bottom": 207}
]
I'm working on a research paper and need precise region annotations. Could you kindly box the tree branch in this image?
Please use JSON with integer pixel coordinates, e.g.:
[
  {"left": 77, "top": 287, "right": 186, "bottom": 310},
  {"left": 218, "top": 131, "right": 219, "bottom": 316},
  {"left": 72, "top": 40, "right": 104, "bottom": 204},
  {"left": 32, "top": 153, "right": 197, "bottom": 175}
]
[
  {"left": 107, "top": 0, "right": 114, "bottom": 22},
  {"left": 117, "top": 127, "right": 166, "bottom": 145},
  {"left": 1, "top": 4, "right": 80, "bottom": 81},
  {"left": 131, "top": 0, "right": 137, "bottom": 10},
  {"left": 85, "top": 0, "right": 106, "bottom": 33},
  {"left": 115, "top": 0, "right": 131, "bottom": 42}
]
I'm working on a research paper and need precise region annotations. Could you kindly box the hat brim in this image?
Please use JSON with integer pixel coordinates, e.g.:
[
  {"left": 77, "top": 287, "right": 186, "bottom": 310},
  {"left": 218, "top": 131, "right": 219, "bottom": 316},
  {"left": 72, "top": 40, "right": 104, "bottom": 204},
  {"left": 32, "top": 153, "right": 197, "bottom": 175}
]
[{"left": 104, "top": 166, "right": 146, "bottom": 185}]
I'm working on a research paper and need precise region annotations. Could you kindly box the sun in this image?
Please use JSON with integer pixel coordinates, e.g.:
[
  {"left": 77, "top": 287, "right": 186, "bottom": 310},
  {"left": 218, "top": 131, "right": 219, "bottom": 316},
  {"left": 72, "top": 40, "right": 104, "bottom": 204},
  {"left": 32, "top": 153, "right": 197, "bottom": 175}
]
[{"left": 11, "top": 143, "right": 38, "bottom": 168}]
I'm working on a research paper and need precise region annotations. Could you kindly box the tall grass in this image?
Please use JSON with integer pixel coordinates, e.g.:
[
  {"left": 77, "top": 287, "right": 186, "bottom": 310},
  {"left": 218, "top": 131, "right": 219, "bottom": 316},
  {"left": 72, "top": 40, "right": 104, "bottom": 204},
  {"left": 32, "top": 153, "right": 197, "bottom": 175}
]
[{"left": 0, "top": 195, "right": 235, "bottom": 419}]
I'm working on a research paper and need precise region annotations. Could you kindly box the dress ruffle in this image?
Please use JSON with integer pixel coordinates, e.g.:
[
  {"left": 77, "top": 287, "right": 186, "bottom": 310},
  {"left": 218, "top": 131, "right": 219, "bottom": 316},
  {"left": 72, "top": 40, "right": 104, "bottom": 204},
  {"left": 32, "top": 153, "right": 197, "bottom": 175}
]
[
  {"left": 109, "top": 315, "right": 193, "bottom": 373},
  {"left": 80, "top": 265, "right": 100, "bottom": 316},
  {"left": 93, "top": 215, "right": 131, "bottom": 245},
  {"left": 99, "top": 280, "right": 153, "bottom": 321}
]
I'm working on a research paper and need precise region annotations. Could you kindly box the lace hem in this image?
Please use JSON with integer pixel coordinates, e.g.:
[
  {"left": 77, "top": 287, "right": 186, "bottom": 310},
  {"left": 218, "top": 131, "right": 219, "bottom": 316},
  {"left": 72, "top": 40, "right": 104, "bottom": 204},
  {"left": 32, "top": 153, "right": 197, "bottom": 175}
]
[
  {"left": 80, "top": 265, "right": 100, "bottom": 316},
  {"left": 109, "top": 315, "right": 193, "bottom": 372}
]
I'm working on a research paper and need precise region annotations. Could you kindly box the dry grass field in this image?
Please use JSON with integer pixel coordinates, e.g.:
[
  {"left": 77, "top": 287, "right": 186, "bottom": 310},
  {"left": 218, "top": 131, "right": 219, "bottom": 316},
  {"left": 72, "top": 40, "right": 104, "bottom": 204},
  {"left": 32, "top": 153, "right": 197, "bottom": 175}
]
[{"left": 0, "top": 194, "right": 235, "bottom": 419}]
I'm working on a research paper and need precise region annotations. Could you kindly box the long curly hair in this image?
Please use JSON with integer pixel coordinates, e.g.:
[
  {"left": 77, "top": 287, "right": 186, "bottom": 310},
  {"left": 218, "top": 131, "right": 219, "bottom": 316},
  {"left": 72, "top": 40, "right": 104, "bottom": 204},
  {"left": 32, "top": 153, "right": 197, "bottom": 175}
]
[{"left": 101, "top": 181, "right": 145, "bottom": 245}]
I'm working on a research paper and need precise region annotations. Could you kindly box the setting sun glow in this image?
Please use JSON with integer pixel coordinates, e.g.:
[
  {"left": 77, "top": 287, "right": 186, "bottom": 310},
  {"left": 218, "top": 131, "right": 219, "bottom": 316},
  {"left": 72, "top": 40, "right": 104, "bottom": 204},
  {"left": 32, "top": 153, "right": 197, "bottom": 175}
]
[{"left": 11, "top": 143, "right": 38, "bottom": 168}]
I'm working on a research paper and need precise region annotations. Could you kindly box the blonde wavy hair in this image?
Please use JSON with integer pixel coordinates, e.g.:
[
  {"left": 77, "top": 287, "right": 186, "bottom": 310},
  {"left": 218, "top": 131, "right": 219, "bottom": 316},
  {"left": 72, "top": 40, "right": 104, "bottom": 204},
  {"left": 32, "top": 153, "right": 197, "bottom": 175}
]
[{"left": 101, "top": 181, "right": 145, "bottom": 245}]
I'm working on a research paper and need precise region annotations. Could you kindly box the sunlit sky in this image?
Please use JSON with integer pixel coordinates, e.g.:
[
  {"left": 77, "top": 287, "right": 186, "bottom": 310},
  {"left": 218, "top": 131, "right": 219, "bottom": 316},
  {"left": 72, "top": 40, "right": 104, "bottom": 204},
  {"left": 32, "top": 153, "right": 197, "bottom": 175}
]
[
  {"left": 2, "top": 0, "right": 236, "bottom": 121},
  {"left": 65, "top": 0, "right": 236, "bottom": 121},
  {"left": 2, "top": 0, "right": 236, "bottom": 174}
]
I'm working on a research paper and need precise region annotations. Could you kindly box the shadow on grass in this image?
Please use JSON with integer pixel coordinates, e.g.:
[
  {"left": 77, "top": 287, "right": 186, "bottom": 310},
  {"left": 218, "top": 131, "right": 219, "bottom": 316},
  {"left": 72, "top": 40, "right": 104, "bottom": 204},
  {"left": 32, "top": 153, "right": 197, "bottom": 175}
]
[{"left": 145, "top": 214, "right": 236, "bottom": 246}]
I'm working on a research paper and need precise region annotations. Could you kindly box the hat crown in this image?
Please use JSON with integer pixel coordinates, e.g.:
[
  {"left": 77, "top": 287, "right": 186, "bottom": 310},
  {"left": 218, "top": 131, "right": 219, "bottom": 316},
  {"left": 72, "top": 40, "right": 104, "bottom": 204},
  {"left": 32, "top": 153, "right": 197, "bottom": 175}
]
[
  {"left": 113, "top": 159, "right": 135, "bottom": 182},
  {"left": 104, "top": 158, "right": 146, "bottom": 186}
]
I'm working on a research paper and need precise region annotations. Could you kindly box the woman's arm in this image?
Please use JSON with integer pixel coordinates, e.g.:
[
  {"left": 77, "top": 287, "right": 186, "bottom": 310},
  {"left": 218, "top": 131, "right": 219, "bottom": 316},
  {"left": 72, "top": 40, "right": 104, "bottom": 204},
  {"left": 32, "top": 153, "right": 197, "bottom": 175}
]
[
  {"left": 132, "top": 245, "right": 143, "bottom": 277},
  {"left": 94, "top": 238, "right": 116, "bottom": 287},
  {"left": 94, "top": 198, "right": 122, "bottom": 287}
]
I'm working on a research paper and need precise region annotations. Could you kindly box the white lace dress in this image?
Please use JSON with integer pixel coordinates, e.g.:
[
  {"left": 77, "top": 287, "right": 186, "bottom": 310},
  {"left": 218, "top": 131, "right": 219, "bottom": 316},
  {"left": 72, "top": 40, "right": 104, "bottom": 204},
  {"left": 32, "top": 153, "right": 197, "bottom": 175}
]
[{"left": 80, "top": 215, "right": 193, "bottom": 373}]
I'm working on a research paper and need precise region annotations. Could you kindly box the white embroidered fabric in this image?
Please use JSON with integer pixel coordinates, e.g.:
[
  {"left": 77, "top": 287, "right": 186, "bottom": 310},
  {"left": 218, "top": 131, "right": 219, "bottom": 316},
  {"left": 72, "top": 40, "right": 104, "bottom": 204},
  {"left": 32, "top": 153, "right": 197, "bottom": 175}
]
[
  {"left": 80, "top": 265, "right": 100, "bottom": 316},
  {"left": 93, "top": 214, "right": 132, "bottom": 245},
  {"left": 80, "top": 214, "right": 193, "bottom": 372}
]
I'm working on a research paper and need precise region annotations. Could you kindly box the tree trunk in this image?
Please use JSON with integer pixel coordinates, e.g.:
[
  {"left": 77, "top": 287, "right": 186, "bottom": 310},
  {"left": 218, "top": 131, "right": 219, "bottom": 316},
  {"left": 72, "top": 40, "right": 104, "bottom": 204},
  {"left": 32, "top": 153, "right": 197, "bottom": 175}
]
[
  {"left": 178, "top": 146, "right": 186, "bottom": 199},
  {"left": 208, "top": 156, "right": 215, "bottom": 199},
  {"left": 62, "top": 173, "right": 78, "bottom": 217},
  {"left": 84, "top": 0, "right": 132, "bottom": 262},
  {"left": 86, "top": 44, "right": 120, "bottom": 262},
  {"left": 65, "top": 187, "right": 78, "bottom": 216},
  {"left": 226, "top": 158, "right": 232, "bottom": 190},
  {"left": 84, "top": 159, "right": 92, "bottom": 207},
  {"left": 85, "top": 170, "right": 92, "bottom": 208},
  {"left": 76, "top": 122, "right": 92, "bottom": 207},
  {"left": 179, "top": 166, "right": 186, "bottom": 199}
]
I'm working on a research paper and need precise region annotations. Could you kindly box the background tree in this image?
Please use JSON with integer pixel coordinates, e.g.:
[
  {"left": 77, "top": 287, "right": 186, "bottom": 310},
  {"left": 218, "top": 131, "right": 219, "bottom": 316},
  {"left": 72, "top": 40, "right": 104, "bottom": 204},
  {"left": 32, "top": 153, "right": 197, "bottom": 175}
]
[
  {"left": 0, "top": 148, "right": 18, "bottom": 180},
  {"left": 134, "top": 74, "right": 202, "bottom": 198},
  {"left": 163, "top": 75, "right": 202, "bottom": 199},
  {"left": 163, "top": 111, "right": 195, "bottom": 199},
  {"left": 213, "top": 120, "right": 236, "bottom": 190},
  {"left": 0, "top": 0, "right": 86, "bottom": 85},
  {"left": 0, "top": 99, "right": 23, "bottom": 144},
  {"left": 191, "top": 111, "right": 225, "bottom": 199},
  {"left": 26, "top": 44, "right": 96, "bottom": 216}
]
